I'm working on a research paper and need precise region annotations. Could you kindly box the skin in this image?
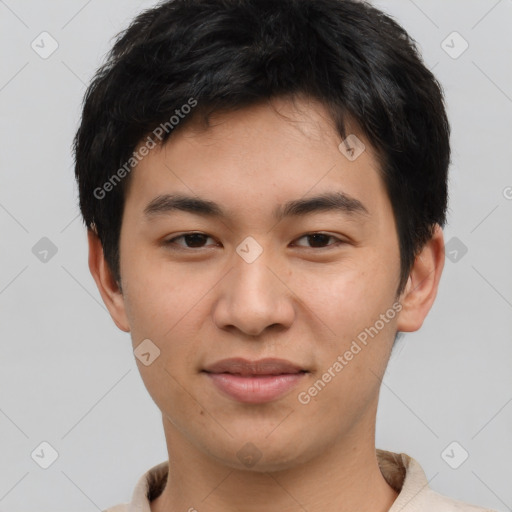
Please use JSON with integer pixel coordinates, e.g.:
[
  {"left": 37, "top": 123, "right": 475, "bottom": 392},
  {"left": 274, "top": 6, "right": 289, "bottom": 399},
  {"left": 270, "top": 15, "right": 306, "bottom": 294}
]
[{"left": 88, "top": 96, "right": 444, "bottom": 512}]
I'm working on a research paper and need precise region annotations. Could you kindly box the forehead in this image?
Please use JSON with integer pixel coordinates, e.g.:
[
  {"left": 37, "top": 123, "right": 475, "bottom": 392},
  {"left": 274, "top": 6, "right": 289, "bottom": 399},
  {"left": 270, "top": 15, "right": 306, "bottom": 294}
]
[{"left": 123, "top": 96, "right": 389, "bottom": 225}]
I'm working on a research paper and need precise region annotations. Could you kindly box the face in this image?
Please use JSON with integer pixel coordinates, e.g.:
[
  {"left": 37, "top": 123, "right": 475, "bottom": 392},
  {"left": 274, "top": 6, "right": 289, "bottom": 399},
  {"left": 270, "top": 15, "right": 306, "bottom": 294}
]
[{"left": 92, "top": 96, "right": 440, "bottom": 471}]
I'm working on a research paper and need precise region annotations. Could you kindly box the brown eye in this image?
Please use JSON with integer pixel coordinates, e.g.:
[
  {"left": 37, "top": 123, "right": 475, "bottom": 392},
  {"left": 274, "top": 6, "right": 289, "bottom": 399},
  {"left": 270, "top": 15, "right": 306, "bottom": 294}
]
[
  {"left": 293, "top": 233, "right": 343, "bottom": 249},
  {"left": 165, "top": 233, "right": 217, "bottom": 249}
]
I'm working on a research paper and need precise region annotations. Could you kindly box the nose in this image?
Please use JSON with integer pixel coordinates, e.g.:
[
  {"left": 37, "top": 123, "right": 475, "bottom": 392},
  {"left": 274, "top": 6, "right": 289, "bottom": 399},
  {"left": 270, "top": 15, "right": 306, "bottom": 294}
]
[{"left": 212, "top": 245, "right": 296, "bottom": 337}]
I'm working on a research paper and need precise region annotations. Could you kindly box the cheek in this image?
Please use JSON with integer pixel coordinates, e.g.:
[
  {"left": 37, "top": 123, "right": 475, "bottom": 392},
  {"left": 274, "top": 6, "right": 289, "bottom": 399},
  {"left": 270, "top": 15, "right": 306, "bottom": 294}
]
[
  {"left": 299, "top": 258, "right": 397, "bottom": 332},
  {"left": 121, "top": 260, "right": 215, "bottom": 395},
  {"left": 122, "top": 268, "right": 204, "bottom": 415},
  {"left": 121, "top": 250, "right": 194, "bottom": 337},
  {"left": 296, "top": 253, "right": 399, "bottom": 396}
]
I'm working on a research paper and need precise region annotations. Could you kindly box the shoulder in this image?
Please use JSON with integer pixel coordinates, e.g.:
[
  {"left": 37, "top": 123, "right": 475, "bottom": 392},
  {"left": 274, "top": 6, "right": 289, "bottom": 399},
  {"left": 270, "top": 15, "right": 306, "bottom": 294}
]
[
  {"left": 100, "top": 460, "right": 168, "bottom": 512},
  {"left": 413, "top": 487, "right": 496, "bottom": 512},
  {"left": 102, "top": 505, "right": 129, "bottom": 512},
  {"left": 377, "top": 450, "right": 496, "bottom": 512}
]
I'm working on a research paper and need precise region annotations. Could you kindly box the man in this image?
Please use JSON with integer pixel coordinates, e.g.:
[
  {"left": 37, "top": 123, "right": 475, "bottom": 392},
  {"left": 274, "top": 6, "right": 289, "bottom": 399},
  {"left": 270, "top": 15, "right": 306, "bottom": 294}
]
[{"left": 73, "top": 0, "right": 496, "bottom": 510}]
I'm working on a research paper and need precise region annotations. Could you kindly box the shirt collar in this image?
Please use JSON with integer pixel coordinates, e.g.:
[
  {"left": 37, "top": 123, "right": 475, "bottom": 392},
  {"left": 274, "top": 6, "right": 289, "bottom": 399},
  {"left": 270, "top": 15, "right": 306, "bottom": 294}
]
[{"left": 126, "top": 449, "right": 428, "bottom": 512}]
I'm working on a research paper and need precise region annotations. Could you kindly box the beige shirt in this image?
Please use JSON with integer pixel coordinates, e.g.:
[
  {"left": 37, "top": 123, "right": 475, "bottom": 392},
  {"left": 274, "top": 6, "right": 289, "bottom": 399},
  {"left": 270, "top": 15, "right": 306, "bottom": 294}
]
[{"left": 103, "top": 449, "right": 496, "bottom": 512}]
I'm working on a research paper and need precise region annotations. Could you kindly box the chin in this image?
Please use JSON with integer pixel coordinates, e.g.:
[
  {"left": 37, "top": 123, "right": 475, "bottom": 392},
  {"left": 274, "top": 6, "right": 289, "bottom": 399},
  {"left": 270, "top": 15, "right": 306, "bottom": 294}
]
[{"left": 204, "top": 433, "right": 323, "bottom": 473}]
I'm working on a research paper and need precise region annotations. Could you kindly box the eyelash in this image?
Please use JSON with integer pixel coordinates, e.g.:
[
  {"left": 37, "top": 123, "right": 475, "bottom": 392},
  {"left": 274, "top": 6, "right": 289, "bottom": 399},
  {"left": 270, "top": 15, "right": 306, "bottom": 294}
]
[{"left": 163, "top": 232, "right": 346, "bottom": 251}]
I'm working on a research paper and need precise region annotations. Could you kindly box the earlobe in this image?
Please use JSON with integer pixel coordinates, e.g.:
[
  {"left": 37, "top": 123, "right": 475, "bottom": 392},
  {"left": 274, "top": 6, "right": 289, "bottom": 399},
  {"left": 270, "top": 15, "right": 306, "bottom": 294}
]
[
  {"left": 396, "top": 224, "right": 445, "bottom": 332},
  {"left": 87, "top": 229, "right": 131, "bottom": 333}
]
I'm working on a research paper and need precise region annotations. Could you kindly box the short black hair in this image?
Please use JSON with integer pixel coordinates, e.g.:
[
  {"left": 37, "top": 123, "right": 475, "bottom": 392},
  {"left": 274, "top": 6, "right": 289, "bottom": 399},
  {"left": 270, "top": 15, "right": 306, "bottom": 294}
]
[{"left": 73, "top": 0, "right": 450, "bottom": 295}]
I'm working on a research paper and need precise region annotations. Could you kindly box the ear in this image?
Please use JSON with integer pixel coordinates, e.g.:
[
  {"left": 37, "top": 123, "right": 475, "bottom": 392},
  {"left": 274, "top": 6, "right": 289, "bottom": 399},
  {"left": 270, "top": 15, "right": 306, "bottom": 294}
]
[
  {"left": 396, "top": 224, "right": 445, "bottom": 332},
  {"left": 87, "top": 229, "right": 130, "bottom": 332}
]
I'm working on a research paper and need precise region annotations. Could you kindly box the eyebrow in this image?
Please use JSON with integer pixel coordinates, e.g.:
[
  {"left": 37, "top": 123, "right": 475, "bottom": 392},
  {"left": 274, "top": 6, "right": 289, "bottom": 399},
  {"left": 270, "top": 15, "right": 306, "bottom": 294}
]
[{"left": 143, "top": 191, "right": 369, "bottom": 221}]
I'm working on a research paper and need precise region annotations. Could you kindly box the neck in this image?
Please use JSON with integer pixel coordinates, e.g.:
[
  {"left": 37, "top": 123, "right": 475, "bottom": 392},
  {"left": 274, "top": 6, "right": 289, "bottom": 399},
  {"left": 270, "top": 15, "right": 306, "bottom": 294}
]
[{"left": 150, "top": 414, "right": 399, "bottom": 512}]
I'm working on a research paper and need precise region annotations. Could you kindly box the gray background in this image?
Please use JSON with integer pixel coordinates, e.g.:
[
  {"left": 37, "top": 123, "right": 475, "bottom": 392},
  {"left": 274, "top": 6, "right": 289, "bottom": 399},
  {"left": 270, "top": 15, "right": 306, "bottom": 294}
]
[{"left": 0, "top": 0, "right": 511, "bottom": 510}]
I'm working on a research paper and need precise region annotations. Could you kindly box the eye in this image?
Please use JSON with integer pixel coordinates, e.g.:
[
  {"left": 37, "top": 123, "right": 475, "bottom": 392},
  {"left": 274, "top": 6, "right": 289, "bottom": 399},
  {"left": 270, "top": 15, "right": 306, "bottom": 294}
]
[
  {"left": 164, "top": 232, "right": 218, "bottom": 249},
  {"left": 293, "top": 233, "right": 345, "bottom": 249},
  {"left": 163, "top": 232, "right": 346, "bottom": 251}
]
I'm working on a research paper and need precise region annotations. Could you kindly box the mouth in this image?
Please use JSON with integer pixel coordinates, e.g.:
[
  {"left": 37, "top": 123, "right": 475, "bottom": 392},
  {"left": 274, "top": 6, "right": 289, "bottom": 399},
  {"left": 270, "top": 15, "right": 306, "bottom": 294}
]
[
  {"left": 202, "top": 357, "right": 307, "bottom": 376},
  {"left": 202, "top": 358, "right": 308, "bottom": 403}
]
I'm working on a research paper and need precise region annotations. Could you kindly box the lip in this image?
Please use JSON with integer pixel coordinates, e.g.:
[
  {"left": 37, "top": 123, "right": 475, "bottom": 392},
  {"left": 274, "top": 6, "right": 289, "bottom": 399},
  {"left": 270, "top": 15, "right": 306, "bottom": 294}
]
[
  {"left": 203, "top": 357, "right": 305, "bottom": 375},
  {"left": 202, "top": 358, "right": 308, "bottom": 403}
]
